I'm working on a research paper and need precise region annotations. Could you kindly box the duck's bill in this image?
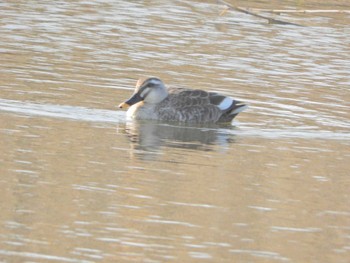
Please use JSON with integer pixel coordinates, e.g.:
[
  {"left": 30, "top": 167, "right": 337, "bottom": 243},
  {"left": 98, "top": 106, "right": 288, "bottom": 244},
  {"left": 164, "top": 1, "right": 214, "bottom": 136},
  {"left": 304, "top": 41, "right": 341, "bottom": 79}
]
[
  {"left": 118, "top": 102, "right": 129, "bottom": 109},
  {"left": 118, "top": 93, "right": 143, "bottom": 109}
]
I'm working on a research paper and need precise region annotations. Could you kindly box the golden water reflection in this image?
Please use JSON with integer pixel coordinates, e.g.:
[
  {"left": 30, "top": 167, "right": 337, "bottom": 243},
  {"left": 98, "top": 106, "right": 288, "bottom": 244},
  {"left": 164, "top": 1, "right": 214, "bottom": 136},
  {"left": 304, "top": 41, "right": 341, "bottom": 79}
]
[{"left": 1, "top": 0, "right": 350, "bottom": 262}]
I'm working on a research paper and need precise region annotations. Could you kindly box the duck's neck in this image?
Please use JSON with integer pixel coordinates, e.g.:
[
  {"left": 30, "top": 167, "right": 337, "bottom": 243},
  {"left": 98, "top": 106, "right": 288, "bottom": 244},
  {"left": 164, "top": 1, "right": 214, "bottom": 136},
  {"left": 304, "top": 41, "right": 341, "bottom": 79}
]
[{"left": 127, "top": 102, "right": 157, "bottom": 120}]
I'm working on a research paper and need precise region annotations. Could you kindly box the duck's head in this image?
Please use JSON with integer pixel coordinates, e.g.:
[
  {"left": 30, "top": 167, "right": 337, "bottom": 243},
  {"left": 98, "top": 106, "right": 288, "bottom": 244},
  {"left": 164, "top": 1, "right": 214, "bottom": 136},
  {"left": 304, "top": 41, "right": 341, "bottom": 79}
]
[{"left": 119, "top": 77, "right": 168, "bottom": 109}]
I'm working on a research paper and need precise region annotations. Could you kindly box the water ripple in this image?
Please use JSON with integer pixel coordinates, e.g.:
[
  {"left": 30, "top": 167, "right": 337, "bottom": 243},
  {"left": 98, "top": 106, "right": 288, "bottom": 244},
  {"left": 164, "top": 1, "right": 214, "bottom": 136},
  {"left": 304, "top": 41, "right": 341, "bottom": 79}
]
[
  {"left": 0, "top": 250, "right": 93, "bottom": 263},
  {"left": 0, "top": 99, "right": 122, "bottom": 123}
]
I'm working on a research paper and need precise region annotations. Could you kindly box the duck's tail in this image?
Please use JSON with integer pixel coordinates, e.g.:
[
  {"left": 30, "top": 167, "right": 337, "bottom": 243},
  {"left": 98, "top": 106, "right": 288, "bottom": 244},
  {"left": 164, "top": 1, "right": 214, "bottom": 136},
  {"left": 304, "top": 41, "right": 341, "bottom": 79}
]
[
  {"left": 218, "top": 100, "right": 247, "bottom": 122},
  {"left": 209, "top": 93, "right": 247, "bottom": 122}
]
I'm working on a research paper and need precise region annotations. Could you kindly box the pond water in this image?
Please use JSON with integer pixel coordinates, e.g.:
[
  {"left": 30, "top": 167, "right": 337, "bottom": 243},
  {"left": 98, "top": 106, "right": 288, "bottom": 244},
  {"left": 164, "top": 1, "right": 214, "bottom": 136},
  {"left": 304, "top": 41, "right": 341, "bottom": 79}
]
[{"left": 1, "top": 0, "right": 349, "bottom": 262}]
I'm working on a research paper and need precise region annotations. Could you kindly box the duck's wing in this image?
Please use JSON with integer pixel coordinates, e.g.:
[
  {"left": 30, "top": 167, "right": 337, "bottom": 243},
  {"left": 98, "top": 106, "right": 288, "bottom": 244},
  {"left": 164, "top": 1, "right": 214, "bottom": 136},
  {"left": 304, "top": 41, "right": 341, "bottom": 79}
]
[
  {"left": 168, "top": 88, "right": 210, "bottom": 107},
  {"left": 169, "top": 89, "right": 241, "bottom": 111},
  {"left": 157, "top": 89, "right": 222, "bottom": 122},
  {"left": 208, "top": 92, "right": 247, "bottom": 122}
]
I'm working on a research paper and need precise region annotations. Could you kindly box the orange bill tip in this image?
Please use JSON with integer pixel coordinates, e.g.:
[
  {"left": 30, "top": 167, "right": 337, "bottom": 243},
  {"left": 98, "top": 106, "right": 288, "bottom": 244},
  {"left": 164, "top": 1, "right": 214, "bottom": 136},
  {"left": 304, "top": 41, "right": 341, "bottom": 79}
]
[{"left": 118, "top": 102, "right": 130, "bottom": 109}]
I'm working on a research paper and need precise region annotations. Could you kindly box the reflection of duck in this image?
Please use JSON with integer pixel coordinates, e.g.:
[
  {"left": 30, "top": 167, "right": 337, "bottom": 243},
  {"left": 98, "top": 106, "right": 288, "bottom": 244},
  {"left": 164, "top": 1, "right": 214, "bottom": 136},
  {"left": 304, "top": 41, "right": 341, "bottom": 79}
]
[
  {"left": 121, "top": 120, "right": 235, "bottom": 152},
  {"left": 119, "top": 78, "right": 247, "bottom": 123}
]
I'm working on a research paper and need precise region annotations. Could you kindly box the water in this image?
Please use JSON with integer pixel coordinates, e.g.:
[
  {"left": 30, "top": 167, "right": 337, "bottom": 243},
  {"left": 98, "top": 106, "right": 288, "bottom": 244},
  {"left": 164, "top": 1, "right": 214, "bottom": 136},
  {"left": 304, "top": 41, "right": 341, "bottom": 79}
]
[{"left": 1, "top": 0, "right": 350, "bottom": 262}]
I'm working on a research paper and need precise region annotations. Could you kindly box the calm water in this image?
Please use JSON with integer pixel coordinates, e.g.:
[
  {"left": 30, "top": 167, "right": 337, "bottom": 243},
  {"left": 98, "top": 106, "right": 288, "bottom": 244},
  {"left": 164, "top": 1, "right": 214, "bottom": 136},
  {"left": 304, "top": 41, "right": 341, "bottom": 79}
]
[{"left": 1, "top": 0, "right": 350, "bottom": 262}]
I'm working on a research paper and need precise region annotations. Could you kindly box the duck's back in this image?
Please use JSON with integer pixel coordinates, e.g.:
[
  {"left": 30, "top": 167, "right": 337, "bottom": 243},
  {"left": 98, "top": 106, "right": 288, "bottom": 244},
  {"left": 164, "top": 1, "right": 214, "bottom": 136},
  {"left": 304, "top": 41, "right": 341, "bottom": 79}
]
[{"left": 155, "top": 88, "right": 223, "bottom": 123}]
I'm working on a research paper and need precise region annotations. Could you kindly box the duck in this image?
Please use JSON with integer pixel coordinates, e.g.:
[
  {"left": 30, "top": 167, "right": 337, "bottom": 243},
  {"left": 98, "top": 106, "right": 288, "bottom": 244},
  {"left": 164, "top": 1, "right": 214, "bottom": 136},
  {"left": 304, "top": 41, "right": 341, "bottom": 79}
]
[{"left": 118, "top": 77, "right": 247, "bottom": 123}]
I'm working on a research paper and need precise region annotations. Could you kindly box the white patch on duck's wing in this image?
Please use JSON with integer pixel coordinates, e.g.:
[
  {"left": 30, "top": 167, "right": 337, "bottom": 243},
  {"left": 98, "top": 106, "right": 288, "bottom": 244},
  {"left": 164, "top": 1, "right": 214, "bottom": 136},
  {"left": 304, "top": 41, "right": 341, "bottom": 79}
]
[{"left": 217, "top": 97, "right": 233, "bottom": 111}]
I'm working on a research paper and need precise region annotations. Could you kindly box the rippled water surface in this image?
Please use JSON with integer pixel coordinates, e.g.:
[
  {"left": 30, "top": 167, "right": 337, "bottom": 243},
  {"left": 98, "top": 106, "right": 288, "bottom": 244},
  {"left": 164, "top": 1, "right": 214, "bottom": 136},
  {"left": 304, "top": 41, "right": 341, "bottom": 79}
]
[{"left": 1, "top": 0, "right": 350, "bottom": 262}]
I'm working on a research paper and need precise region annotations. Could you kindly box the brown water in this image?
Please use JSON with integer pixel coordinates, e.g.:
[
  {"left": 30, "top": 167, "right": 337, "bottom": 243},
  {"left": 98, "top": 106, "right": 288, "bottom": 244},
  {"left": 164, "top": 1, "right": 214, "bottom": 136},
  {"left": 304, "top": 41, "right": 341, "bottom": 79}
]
[{"left": 1, "top": 0, "right": 350, "bottom": 262}]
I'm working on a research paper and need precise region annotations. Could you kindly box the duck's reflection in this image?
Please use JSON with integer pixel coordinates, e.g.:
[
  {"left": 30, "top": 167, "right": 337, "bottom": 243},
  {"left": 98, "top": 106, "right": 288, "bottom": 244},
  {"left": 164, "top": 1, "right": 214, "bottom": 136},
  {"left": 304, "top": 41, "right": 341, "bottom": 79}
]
[{"left": 118, "top": 120, "right": 236, "bottom": 159}]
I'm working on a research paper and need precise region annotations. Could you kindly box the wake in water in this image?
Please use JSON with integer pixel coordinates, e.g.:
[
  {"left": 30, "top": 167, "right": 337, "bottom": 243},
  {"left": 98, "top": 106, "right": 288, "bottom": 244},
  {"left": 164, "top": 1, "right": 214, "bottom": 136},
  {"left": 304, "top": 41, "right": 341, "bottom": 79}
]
[
  {"left": 0, "top": 99, "right": 123, "bottom": 123},
  {"left": 0, "top": 99, "right": 349, "bottom": 140}
]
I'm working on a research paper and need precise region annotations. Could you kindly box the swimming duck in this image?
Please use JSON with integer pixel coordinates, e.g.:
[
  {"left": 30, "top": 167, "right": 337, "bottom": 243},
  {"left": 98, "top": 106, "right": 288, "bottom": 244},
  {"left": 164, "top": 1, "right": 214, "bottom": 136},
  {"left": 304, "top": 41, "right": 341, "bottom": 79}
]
[{"left": 119, "top": 77, "right": 247, "bottom": 123}]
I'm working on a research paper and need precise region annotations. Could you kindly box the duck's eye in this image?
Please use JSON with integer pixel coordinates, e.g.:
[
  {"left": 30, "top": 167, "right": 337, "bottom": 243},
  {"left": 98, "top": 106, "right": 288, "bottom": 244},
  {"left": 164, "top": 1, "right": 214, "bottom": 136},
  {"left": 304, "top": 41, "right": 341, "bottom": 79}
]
[{"left": 140, "top": 87, "right": 151, "bottom": 98}]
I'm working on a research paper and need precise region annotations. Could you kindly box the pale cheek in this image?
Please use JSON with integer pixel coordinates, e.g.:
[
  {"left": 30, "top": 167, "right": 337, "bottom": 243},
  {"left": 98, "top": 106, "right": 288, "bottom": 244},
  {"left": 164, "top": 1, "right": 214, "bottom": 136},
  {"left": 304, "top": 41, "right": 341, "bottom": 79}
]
[{"left": 144, "top": 93, "right": 157, "bottom": 104}]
